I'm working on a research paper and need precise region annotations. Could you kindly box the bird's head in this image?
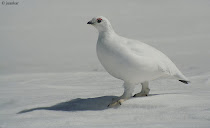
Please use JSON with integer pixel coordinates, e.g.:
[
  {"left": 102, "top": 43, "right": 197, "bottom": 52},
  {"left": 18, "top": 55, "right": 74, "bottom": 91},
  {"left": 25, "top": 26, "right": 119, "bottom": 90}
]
[{"left": 87, "top": 16, "right": 113, "bottom": 32}]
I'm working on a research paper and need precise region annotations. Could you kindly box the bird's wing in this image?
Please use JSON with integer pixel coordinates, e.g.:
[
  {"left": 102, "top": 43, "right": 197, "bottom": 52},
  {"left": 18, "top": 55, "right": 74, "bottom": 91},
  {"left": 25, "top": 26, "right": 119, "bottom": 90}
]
[{"left": 124, "top": 39, "right": 182, "bottom": 77}]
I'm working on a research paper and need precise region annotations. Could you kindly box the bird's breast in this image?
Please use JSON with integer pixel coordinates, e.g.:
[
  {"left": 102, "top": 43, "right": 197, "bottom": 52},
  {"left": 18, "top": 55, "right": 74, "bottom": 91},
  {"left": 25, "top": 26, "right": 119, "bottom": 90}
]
[
  {"left": 96, "top": 40, "right": 122, "bottom": 79},
  {"left": 96, "top": 39, "right": 141, "bottom": 82}
]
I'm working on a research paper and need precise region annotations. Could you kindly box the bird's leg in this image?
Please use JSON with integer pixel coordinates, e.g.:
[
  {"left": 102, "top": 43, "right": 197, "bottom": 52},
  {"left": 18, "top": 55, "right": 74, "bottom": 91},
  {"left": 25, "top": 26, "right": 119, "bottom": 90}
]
[
  {"left": 133, "top": 81, "right": 150, "bottom": 97},
  {"left": 108, "top": 82, "right": 135, "bottom": 107}
]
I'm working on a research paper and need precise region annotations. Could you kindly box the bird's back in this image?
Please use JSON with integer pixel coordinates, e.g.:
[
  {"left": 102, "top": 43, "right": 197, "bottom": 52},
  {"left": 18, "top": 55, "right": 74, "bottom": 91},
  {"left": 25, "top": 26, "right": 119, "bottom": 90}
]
[{"left": 123, "top": 37, "right": 189, "bottom": 81}]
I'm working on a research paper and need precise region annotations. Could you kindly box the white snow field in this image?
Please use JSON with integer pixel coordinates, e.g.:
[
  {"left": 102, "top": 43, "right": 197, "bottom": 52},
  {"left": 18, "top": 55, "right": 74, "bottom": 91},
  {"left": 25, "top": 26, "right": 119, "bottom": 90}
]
[
  {"left": 0, "top": 72, "right": 210, "bottom": 128},
  {"left": 1, "top": 0, "right": 210, "bottom": 128}
]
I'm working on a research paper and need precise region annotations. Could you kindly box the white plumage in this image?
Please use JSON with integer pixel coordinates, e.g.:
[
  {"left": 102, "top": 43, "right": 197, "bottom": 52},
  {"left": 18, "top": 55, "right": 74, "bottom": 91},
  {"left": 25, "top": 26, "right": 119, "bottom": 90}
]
[{"left": 87, "top": 16, "right": 189, "bottom": 107}]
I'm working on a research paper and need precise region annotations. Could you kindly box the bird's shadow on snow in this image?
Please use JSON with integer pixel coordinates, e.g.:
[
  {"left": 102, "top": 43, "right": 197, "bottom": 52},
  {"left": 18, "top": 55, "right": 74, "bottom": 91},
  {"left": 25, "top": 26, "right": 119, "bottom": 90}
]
[
  {"left": 17, "top": 93, "right": 172, "bottom": 114},
  {"left": 18, "top": 96, "right": 118, "bottom": 114}
]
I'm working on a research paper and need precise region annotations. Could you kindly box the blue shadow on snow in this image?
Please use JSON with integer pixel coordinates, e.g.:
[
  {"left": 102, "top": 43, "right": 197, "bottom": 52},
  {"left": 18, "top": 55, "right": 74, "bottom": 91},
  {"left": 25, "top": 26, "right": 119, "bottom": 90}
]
[{"left": 18, "top": 96, "right": 118, "bottom": 114}]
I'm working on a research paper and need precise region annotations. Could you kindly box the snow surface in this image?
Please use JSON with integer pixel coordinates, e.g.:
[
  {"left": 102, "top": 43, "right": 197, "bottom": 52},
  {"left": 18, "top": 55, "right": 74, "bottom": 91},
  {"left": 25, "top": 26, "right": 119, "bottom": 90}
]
[
  {"left": 0, "top": 72, "right": 210, "bottom": 128},
  {"left": 1, "top": 0, "right": 210, "bottom": 128}
]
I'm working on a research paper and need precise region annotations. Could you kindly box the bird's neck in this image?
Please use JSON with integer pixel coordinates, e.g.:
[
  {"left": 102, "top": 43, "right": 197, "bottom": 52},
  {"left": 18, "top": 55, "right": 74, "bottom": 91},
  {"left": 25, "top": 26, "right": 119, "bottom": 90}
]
[
  {"left": 98, "top": 26, "right": 117, "bottom": 40},
  {"left": 98, "top": 31, "right": 116, "bottom": 42},
  {"left": 98, "top": 22, "right": 116, "bottom": 35}
]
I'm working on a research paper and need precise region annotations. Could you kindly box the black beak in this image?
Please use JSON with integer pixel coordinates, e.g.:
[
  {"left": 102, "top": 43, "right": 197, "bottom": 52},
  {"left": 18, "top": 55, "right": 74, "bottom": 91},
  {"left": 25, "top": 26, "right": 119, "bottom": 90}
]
[{"left": 87, "top": 21, "right": 93, "bottom": 24}]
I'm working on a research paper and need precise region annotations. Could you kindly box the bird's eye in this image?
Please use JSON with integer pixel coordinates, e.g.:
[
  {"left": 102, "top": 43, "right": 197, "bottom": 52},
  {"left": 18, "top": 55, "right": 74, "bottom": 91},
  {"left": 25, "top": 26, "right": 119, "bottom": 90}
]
[{"left": 97, "top": 18, "right": 102, "bottom": 23}]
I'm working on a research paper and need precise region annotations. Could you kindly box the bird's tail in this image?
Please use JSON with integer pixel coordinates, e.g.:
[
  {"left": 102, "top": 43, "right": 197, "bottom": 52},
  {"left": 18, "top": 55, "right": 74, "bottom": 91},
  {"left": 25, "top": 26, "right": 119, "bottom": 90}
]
[
  {"left": 179, "top": 80, "right": 190, "bottom": 84},
  {"left": 174, "top": 72, "right": 190, "bottom": 84}
]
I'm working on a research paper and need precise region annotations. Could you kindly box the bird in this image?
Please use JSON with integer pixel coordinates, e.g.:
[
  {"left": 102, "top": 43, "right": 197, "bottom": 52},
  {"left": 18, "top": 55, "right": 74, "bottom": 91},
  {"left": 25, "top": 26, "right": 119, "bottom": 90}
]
[{"left": 87, "top": 16, "right": 190, "bottom": 107}]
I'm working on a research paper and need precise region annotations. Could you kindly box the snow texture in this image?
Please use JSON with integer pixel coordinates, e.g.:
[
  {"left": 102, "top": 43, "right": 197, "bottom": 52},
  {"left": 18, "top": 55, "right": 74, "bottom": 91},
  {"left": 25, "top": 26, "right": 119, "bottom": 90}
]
[
  {"left": 0, "top": 72, "right": 210, "bottom": 128},
  {"left": 0, "top": 0, "right": 210, "bottom": 128}
]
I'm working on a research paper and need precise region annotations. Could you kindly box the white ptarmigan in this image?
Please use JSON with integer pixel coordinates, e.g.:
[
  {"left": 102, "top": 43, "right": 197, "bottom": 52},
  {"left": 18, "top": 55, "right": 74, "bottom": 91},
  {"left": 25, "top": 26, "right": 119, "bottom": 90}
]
[{"left": 87, "top": 16, "right": 190, "bottom": 107}]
